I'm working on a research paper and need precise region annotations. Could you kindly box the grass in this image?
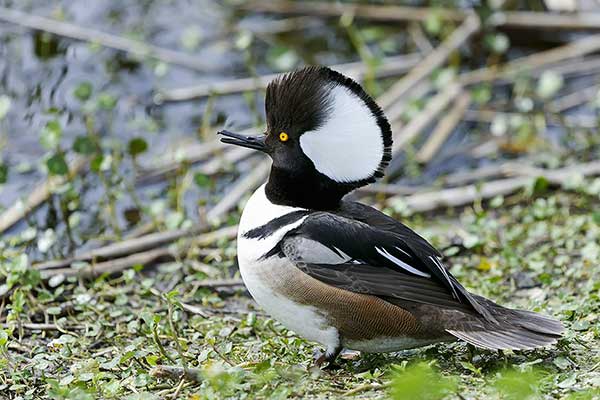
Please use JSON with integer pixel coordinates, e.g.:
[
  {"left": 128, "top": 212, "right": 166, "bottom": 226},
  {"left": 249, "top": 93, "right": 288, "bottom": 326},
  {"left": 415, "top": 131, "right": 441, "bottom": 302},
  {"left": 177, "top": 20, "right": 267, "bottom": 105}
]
[{"left": 2, "top": 186, "right": 599, "bottom": 399}]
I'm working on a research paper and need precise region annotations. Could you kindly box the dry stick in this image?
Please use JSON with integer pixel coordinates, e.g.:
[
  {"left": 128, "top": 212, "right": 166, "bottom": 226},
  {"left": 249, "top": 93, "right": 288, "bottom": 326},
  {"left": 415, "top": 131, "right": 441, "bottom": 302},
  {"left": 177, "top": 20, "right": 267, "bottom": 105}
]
[
  {"left": 157, "top": 53, "right": 422, "bottom": 102},
  {"left": 416, "top": 91, "right": 471, "bottom": 164},
  {"left": 356, "top": 182, "right": 424, "bottom": 196},
  {"left": 391, "top": 83, "right": 462, "bottom": 156},
  {"left": 243, "top": 0, "right": 600, "bottom": 31},
  {"left": 239, "top": 0, "right": 466, "bottom": 23},
  {"left": 33, "top": 224, "right": 234, "bottom": 270},
  {"left": 408, "top": 22, "right": 433, "bottom": 54},
  {"left": 198, "top": 146, "right": 256, "bottom": 176},
  {"left": 40, "top": 247, "right": 173, "bottom": 279},
  {"left": 138, "top": 132, "right": 258, "bottom": 184},
  {"left": 0, "top": 7, "right": 210, "bottom": 71},
  {"left": 547, "top": 83, "right": 600, "bottom": 113},
  {"left": 141, "top": 139, "right": 225, "bottom": 175},
  {"left": 544, "top": 56, "right": 600, "bottom": 78},
  {"left": 441, "top": 161, "right": 571, "bottom": 187},
  {"left": 0, "top": 156, "right": 87, "bottom": 235},
  {"left": 206, "top": 160, "right": 270, "bottom": 224},
  {"left": 461, "top": 33, "right": 600, "bottom": 86},
  {"left": 391, "top": 160, "right": 600, "bottom": 213},
  {"left": 463, "top": 109, "right": 599, "bottom": 129},
  {"left": 39, "top": 225, "right": 239, "bottom": 279},
  {"left": 491, "top": 11, "right": 600, "bottom": 30},
  {"left": 249, "top": 16, "right": 323, "bottom": 35},
  {"left": 441, "top": 161, "right": 529, "bottom": 187},
  {"left": 377, "top": 13, "right": 480, "bottom": 113}
]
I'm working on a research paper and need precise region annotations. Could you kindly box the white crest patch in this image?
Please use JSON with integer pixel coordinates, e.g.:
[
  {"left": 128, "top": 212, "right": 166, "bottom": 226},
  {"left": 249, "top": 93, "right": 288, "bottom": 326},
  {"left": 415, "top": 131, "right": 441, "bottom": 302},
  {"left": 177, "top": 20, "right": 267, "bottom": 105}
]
[{"left": 299, "top": 85, "right": 383, "bottom": 183}]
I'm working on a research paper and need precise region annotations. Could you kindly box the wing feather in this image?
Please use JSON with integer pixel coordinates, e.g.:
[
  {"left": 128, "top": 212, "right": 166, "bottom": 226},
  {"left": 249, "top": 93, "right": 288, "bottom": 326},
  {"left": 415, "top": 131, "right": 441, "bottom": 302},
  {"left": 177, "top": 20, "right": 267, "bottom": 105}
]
[{"left": 276, "top": 210, "right": 493, "bottom": 320}]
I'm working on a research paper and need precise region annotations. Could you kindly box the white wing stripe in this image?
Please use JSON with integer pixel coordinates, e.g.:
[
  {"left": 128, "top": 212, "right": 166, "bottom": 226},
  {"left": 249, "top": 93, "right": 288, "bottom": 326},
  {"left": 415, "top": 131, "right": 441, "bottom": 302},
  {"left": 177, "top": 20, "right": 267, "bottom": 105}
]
[
  {"left": 429, "top": 255, "right": 458, "bottom": 298},
  {"left": 394, "top": 246, "right": 413, "bottom": 258},
  {"left": 376, "top": 247, "right": 431, "bottom": 278}
]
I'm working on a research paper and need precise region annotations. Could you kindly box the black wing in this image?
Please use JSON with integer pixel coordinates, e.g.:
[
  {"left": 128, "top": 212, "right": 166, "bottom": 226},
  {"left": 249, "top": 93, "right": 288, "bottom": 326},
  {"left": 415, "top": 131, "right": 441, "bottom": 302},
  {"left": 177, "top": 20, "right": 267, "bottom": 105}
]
[{"left": 276, "top": 209, "right": 493, "bottom": 321}]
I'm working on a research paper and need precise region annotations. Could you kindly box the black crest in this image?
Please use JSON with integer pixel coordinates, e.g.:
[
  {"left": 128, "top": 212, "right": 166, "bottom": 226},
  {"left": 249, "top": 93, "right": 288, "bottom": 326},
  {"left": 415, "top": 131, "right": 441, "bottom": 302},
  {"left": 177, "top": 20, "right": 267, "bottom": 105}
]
[{"left": 265, "top": 66, "right": 392, "bottom": 182}]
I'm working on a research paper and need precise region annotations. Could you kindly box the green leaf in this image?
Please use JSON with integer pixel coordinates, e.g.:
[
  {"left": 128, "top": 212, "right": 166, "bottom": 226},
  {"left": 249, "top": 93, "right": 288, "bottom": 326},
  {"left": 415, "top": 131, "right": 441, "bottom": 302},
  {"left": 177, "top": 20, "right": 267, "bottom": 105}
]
[
  {"left": 128, "top": 137, "right": 148, "bottom": 157},
  {"left": 145, "top": 354, "right": 159, "bottom": 366},
  {"left": 389, "top": 362, "right": 457, "bottom": 400},
  {"left": 484, "top": 33, "right": 510, "bottom": 54},
  {"left": 0, "top": 329, "right": 9, "bottom": 347},
  {"left": 193, "top": 172, "right": 211, "bottom": 188},
  {"left": 72, "top": 135, "right": 97, "bottom": 155},
  {"left": 572, "top": 320, "right": 590, "bottom": 331},
  {"left": 592, "top": 211, "right": 600, "bottom": 225},
  {"left": 46, "top": 153, "right": 69, "bottom": 176},
  {"left": 0, "top": 95, "right": 11, "bottom": 120},
  {"left": 97, "top": 92, "right": 117, "bottom": 110},
  {"left": 493, "top": 368, "right": 541, "bottom": 400},
  {"left": 40, "top": 120, "right": 62, "bottom": 150},
  {"left": 73, "top": 82, "right": 93, "bottom": 101},
  {"left": 0, "top": 163, "right": 7, "bottom": 184},
  {"left": 424, "top": 13, "right": 442, "bottom": 35},
  {"left": 46, "top": 306, "right": 62, "bottom": 315},
  {"left": 90, "top": 155, "right": 104, "bottom": 173}
]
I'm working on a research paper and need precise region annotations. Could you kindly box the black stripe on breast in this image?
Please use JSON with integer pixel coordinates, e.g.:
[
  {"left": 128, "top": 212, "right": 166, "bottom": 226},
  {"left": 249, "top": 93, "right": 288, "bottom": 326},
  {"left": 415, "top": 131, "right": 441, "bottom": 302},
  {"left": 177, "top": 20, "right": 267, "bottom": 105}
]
[{"left": 243, "top": 210, "right": 311, "bottom": 240}]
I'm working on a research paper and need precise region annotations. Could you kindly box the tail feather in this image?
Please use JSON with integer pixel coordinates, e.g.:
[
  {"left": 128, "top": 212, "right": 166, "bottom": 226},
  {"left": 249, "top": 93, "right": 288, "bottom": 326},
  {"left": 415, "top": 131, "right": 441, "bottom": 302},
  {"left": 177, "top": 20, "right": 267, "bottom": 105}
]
[{"left": 446, "top": 305, "right": 564, "bottom": 351}]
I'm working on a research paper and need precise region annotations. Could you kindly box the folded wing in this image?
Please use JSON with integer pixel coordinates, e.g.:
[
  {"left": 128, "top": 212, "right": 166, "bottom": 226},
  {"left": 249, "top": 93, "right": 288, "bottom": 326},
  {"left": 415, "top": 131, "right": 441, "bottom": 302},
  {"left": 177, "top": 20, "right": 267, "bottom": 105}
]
[{"left": 274, "top": 212, "right": 494, "bottom": 321}]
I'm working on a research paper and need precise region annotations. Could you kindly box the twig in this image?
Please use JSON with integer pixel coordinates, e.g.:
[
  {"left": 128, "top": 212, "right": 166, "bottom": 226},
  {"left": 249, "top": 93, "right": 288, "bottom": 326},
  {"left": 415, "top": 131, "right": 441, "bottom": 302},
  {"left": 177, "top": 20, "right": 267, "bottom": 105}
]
[
  {"left": 408, "top": 22, "right": 433, "bottom": 54},
  {"left": 150, "top": 365, "right": 203, "bottom": 383},
  {"left": 441, "top": 161, "right": 528, "bottom": 187},
  {"left": 390, "top": 160, "right": 600, "bottom": 213},
  {"left": 171, "top": 377, "right": 186, "bottom": 399},
  {"left": 0, "top": 156, "right": 87, "bottom": 234},
  {"left": 416, "top": 91, "right": 471, "bottom": 164},
  {"left": 547, "top": 83, "right": 600, "bottom": 113},
  {"left": 156, "top": 53, "right": 421, "bottom": 102},
  {"left": 242, "top": 1, "right": 600, "bottom": 31},
  {"left": 239, "top": 1, "right": 466, "bottom": 23},
  {"left": 391, "top": 83, "right": 462, "bottom": 156},
  {"left": 34, "top": 225, "right": 238, "bottom": 273},
  {"left": 545, "top": 56, "right": 600, "bottom": 78},
  {"left": 138, "top": 136, "right": 257, "bottom": 184},
  {"left": 355, "top": 182, "right": 424, "bottom": 196},
  {"left": 461, "top": 33, "right": 600, "bottom": 86},
  {"left": 206, "top": 160, "right": 270, "bottom": 224},
  {"left": 490, "top": 11, "right": 600, "bottom": 30},
  {"left": 0, "top": 7, "right": 211, "bottom": 71},
  {"left": 343, "top": 382, "right": 387, "bottom": 397},
  {"left": 378, "top": 13, "right": 480, "bottom": 112},
  {"left": 140, "top": 139, "right": 225, "bottom": 175},
  {"left": 463, "top": 109, "right": 598, "bottom": 129},
  {"left": 39, "top": 247, "right": 173, "bottom": 279}
]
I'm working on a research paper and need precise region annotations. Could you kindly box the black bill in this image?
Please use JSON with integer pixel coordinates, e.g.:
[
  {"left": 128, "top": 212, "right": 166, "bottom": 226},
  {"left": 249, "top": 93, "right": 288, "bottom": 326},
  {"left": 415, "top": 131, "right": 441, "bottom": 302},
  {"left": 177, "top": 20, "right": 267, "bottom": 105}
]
[{"left": 218, "top": 130, "right": 267, "bottom": 152}]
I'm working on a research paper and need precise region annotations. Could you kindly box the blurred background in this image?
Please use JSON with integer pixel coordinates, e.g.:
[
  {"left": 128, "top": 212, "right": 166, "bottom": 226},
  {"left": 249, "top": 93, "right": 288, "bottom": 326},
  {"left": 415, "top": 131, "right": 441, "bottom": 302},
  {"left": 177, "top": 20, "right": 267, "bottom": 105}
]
[{"left": 0, "top": 1, "right": 599, "bottom": 399}]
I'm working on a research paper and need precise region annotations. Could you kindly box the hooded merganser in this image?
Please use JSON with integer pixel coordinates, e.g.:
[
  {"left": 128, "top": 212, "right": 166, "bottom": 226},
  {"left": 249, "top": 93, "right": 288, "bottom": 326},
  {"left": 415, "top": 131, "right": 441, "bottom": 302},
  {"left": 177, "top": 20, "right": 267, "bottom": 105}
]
[{"left": 218, "top": 66, "right": 563, "bottom": 367}]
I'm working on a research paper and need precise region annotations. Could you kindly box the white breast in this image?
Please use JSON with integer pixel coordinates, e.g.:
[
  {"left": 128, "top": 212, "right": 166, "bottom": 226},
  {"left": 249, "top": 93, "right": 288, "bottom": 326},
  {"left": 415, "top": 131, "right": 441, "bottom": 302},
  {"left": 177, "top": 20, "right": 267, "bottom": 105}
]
[{"left": 237, "top": 184, "right": 340, "bottom": 350}]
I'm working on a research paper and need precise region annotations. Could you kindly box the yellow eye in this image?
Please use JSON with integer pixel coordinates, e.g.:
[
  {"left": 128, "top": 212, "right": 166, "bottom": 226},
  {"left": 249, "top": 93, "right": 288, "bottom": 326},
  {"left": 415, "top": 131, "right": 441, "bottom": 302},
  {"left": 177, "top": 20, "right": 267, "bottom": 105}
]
[{"left": 279, "top": 132, "right": 289, "bottom": 142}]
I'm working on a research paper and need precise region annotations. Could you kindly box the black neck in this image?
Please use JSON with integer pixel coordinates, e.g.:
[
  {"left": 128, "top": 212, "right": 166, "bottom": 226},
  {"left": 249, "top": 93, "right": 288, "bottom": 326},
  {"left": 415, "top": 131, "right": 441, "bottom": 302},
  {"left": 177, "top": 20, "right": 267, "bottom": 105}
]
[{"left": 265, "top": 166, "right": 354, "bottom": 210}]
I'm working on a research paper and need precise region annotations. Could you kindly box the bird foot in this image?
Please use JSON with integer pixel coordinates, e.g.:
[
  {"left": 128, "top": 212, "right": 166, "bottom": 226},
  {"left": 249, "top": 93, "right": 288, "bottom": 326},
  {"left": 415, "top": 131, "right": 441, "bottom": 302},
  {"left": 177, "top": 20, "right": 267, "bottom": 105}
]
[{"left": 312, "top": 348, "right": 341, "bottom": 370}]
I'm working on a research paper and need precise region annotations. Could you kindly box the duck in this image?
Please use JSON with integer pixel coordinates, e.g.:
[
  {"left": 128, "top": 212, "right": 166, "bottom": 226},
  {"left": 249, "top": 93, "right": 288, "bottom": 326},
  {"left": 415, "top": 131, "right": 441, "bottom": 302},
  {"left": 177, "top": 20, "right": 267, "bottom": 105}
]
[{"left": 218, "top": 65, "right": 563, "bottom": 367}]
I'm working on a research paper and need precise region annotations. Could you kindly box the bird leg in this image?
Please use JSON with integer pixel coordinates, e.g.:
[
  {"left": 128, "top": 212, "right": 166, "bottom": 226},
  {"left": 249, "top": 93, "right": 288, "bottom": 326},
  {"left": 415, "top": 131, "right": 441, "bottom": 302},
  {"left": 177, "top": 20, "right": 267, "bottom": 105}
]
[{"left": 312, "top": 345, "right": 342, "bottom": 370}]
